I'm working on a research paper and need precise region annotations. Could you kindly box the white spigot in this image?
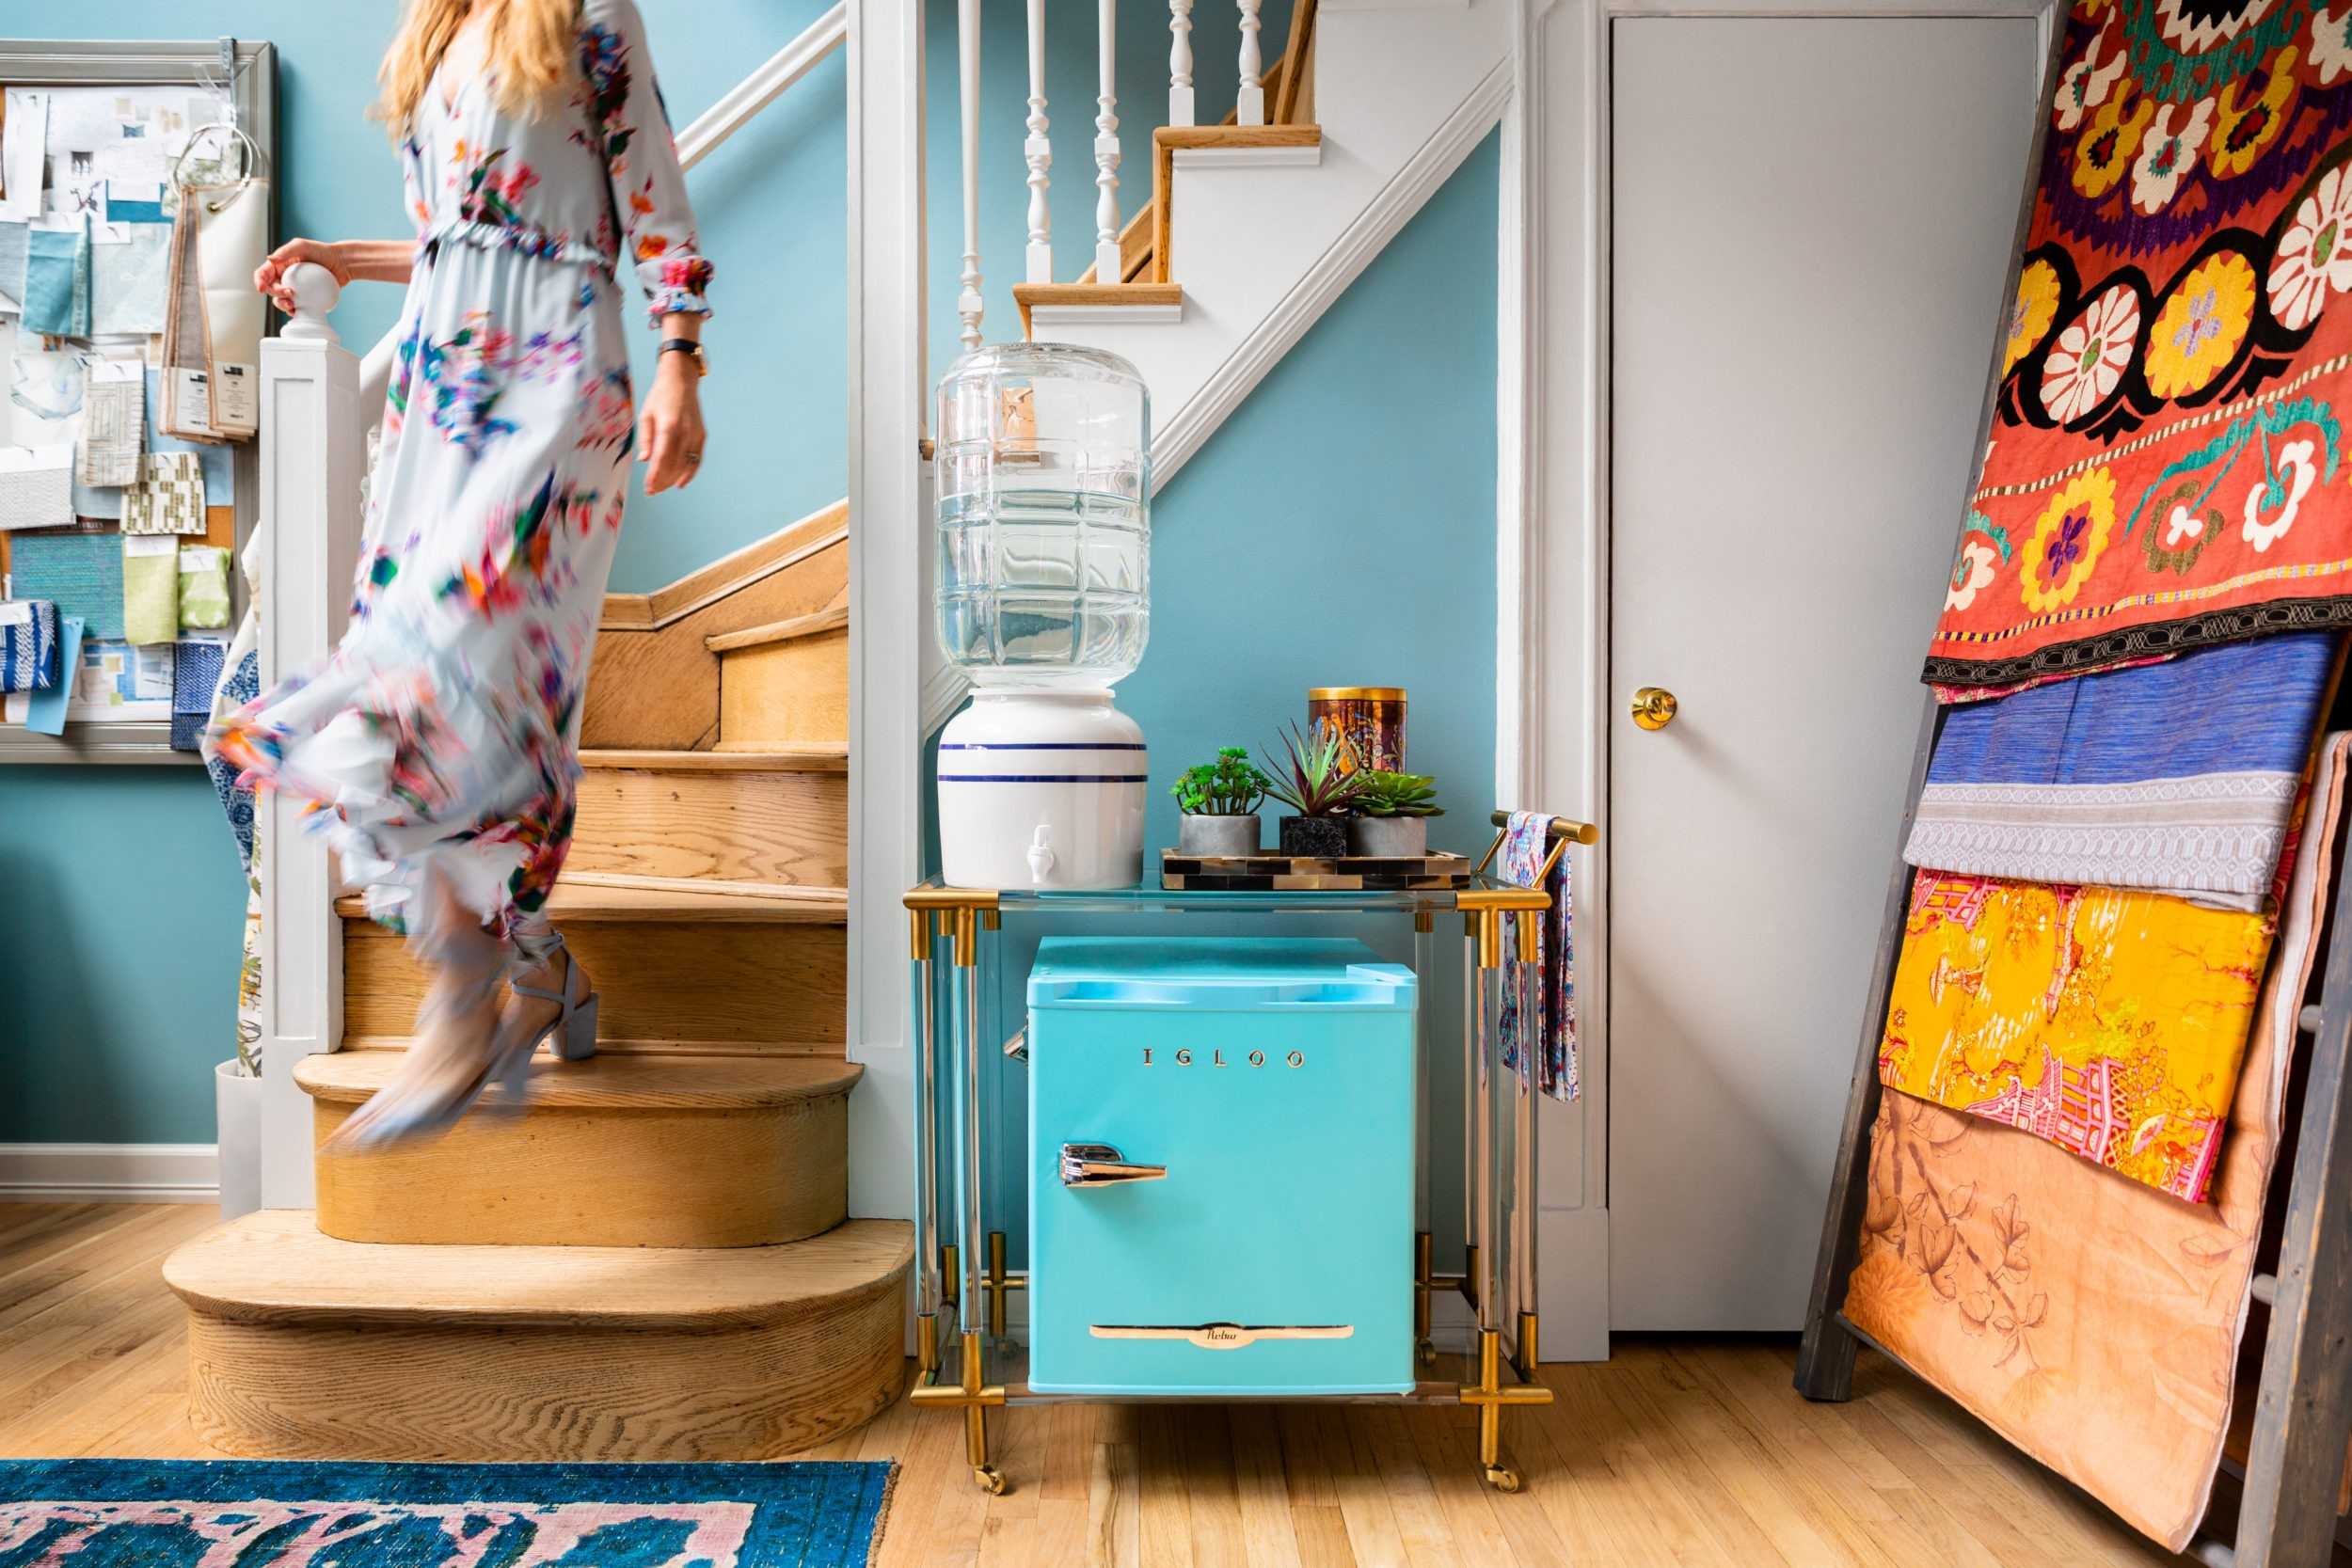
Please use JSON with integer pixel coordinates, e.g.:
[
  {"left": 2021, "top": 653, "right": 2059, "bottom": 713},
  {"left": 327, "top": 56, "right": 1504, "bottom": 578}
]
[
  {"left": 1027, "top": 824, "right": 1057, "bottom": 886},
  {"left": 280, "top": 261, "right": 342, "bottom": 345}
]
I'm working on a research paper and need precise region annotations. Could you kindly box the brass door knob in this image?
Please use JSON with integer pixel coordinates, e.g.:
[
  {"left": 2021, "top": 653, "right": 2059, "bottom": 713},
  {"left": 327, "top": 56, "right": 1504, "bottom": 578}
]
[{"left": 1630, "top": 687, "right": 1678, "bottom": 731}]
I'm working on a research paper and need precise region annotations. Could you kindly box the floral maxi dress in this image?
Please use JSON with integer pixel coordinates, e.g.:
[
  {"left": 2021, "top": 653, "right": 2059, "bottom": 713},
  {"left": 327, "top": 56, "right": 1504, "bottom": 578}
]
[{"left": 211, "top": 0, "right": 712, "bottom": 968}]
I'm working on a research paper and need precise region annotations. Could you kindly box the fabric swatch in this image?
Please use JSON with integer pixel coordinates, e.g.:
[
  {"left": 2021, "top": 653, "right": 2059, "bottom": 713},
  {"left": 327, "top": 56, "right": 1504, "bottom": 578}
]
[
  {"left": 90, "top": 223, "right": 169, "bottom": 336},
  {"left": 23, "top": 224, "right": 90, "bottom": 337},
  {"left": 140, "top": 369, "right": 233, "bottom": 505},
  {"left": 24, "top": 614, "right": 82, "bottom": 735},
  {"left": 11, "top": 531, "right": 124, "bottom": 640},
  {"left": 1907, "top": 633, "right": 2343, "bottom": 908},
  {"left": 0, "top": 599, "right": 58, "bottom": 693},
  {"left": 122, "top": 534, "right": 178, "bottom": 644},
  {"left": 74, "top": 363, "right": 143, "bottom": 488},
  {"left": 1880, "top": 872, "right": 2272, "bottom": 1202},
  {"left": 171, "top": 634, "right": 228, "bottom": 752},
  {"left": 1848, "top": 735, "right": 2352, "bottom": 1554},
  {"left": 178, "top": 545, "right": 230, "bottom": 629},
  {"left": 0, "top": 443, "right": 72, "bottom": 531},
  {"left": 0, "top": 219, "right": 27, "bottom": 311},
  {"left": 120, "top": 451, "right": 206, "bottom": 534},
  {"left": 1496, "top": 810, "right": 1580, "bottom": 1101}
]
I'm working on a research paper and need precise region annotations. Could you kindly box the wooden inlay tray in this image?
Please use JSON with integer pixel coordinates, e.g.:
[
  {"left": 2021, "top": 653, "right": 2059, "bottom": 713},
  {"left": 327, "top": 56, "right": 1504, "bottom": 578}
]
[{"left": 1159, "top": 848, "right": 1471, "bottom": 891}]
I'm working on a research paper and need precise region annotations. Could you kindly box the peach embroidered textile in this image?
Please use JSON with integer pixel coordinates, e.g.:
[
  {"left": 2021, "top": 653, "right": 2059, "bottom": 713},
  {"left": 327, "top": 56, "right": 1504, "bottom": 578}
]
[
  {"left": 1844, "top": 736, "right": 2350, "bottom": 1552},
  {"left": 1878, "top": 874, "right": 2272, "bottom": 1200}
]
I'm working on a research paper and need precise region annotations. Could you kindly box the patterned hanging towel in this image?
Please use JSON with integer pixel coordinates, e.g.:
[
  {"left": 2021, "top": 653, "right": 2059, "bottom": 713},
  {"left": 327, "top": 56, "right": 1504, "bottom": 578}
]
[
  {"left": 0, "top": 600, "right": 59, "bottom": 693},
  {"left": 1495, "top": 811, "right": 1580, "bottom": 1101},
  {"left": 1924, "top": 2, "right": 2352, "bottom": 694}
]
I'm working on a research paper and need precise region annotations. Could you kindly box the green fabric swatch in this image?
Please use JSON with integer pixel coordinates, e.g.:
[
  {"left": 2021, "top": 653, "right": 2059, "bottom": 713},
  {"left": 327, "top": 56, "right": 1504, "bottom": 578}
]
[
  {"left": 122, "top": 537, "right": 178, "bottom": 645},
  {"left": 177, "top": 546, "right": 230, "bottom": 630}
]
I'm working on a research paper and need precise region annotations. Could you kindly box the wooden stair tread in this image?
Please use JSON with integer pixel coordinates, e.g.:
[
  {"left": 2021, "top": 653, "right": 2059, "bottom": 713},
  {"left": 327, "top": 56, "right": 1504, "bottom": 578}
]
[
  {"left": 580, "top": 745, "right": 848, "bottom": 772},
  {"left": 333, "top": 879, "right": 847, "bottom": 924},
  {"left": 166, "top": 1210, "right": 913, "bottom": 1329},
  {"left": 340, "top": 1035, "right": 846, "bottom": 1058},
  {"left": 294, "top": 1052, "right": 862, "bottom": 1109},
  {"left": 704, "top": 602, "right": 849, "bottom": 655}
]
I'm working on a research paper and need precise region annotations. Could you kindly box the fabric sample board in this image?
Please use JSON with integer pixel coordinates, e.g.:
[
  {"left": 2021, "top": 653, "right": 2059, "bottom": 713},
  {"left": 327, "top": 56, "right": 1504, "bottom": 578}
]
[
  {"left": 0, "top": 599, "right": 57, "bottom": 692},
  {"left": 1880, "top": 872, "right": 2272, "bottom": 1202},
  {"left": 120, "top": 451, "right": 206, "bottom": 534},
  {"left": 1848, "top": 734, "right": 2352, "bottom": 1553},
  {"left": 1925, "top": 4, "right": 2352, "bottom": 691},
  {"left": 0, "top": 444, "right": 71, "bottom": 531},
  {"left": 1908, "top": 631, "right": 2341, "bottom": 906},
  {"left": 10, "top": 531, "right": 125, "bottom": 640},
  {"left": 22, "top": 224, "right": 89, "bottom": 337}
]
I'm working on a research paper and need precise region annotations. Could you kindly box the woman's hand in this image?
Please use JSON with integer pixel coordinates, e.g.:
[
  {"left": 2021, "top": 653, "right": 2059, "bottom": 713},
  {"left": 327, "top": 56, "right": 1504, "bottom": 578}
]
[
  {"left": 254, "top": 239, "right": 352, "bottom": 314},
  {"left": 638, "top": 354, "right": 707, "bottom": 495}
]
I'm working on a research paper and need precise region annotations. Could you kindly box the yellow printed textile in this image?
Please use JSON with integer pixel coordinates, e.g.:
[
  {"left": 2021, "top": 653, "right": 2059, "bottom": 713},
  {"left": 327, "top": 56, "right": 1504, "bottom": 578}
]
[{"left": 1878, "top": 874, "right": 2272, "bottom": 1202}]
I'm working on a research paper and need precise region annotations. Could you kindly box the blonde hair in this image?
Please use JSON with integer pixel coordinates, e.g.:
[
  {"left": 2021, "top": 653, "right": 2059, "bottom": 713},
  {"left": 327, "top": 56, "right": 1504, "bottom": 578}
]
[{"left": 377, "top": 0, "right": 577, "bottom": 135}]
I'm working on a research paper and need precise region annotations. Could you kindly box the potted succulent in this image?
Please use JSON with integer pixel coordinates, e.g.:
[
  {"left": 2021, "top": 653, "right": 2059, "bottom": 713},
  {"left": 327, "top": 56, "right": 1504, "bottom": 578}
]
[
  {"left": 1263, "top": 721, "right": 1366, "bottom": 857},
  {"left": 1348, "top": 770, "right": 1443, "bottom": 856},
  {"left": 1171, "top": 746, "right": 1271, "bottom": 855}
]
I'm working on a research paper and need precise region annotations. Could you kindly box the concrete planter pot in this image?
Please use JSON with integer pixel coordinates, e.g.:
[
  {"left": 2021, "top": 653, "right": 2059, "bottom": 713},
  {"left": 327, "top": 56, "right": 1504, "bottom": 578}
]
[
  {"left": 1348, "top": 816, "right": 1429, "bottom": 857},
  {"left": 1278, "top": 815, "right": 1350, "bottom": 857},
  {"left": 1179, "top": 813, "right": 1262, "bottom": 855}
]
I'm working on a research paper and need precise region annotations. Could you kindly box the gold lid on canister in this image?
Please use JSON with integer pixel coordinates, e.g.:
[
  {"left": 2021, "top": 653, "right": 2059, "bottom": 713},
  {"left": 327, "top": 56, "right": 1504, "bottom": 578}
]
[{"left": 1308, "top": 687, "right": 1406, "bottom": 701}]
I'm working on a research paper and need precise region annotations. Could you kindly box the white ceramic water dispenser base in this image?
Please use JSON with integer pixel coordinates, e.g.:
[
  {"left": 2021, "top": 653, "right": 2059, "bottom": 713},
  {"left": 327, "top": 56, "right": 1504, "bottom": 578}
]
[{"left": 938, "top": 689, "right": 1147, "bottom": 890}]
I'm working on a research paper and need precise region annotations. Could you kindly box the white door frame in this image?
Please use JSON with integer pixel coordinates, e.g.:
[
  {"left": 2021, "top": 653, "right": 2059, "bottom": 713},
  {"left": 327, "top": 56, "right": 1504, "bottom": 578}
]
[{"left": 1501, "top": 0, "right": 2060, "bottom": 1360}]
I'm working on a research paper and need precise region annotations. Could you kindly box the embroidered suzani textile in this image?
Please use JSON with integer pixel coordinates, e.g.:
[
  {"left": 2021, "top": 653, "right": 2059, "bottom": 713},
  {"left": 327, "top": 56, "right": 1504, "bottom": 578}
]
[
  {"left": 1880, "top": 872, "right": 2273, "bottom": 1201},
  {"left": 1496, "top": 811, "right": 1579, "bottom": 1101},
  {"left": 1907, "top": 630, "right": 2337, "bottom": 904},
  {"left": 1928, "top": 1, "right": 2352, "bottom": 690}
]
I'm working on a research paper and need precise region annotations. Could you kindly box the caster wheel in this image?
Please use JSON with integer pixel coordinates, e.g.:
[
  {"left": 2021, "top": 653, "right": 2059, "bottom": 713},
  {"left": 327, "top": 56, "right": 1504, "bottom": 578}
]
[
  {"left": 974, "top": 1466, "right": 1008, "bottom": 1496},
  {"left": 1416, "top": 1339, "right": 1438, "bottom": 1369},
  {"left": 1484, "top": 1465, "right": 1521, "bottom": 1494}
]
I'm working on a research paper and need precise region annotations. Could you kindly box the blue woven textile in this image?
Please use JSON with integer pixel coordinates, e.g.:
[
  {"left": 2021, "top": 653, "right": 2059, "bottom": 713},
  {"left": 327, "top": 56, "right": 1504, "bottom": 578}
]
[
  {"left": 0, "top": 1457, "right": 897, "bottom": 1567},
  {"left": 171, "top": 636, "right": 228, "bottom": 752},
  {"left": 1908, "top": 632, "right": 2343, "bottom": 905},
  {"left": 0, "top": 599, "right": 57, "bottom": 693},
  {"left": 8, "top": 533, "right": 124, "bottom": 641},
  {"left": 22, "top": 224, "right": 90, "bottom": 337}
]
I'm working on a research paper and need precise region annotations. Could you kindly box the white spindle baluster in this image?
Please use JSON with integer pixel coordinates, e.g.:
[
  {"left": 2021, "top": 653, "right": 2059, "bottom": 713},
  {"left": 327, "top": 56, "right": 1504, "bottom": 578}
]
[
  {"left": 1236, "top": 0, "right": 1264, "bottom": 126},
  {"left": 1093, "top": 0, "right": 1121, "bottom": 284},
  {"left": 1025, "top": 0, "right": 1052, "bottom": 283},
  {"left": 958, "top": 0, "right": 983, "bottom": 347},
  {"left": 1168, "top": 0, "right": 1195, "bottom": 128}
]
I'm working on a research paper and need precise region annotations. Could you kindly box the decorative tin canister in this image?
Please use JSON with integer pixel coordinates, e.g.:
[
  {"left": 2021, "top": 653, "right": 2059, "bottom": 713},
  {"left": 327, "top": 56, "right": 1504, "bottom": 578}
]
[
  {"left": 1026, "top": 937, "right": 1417, "bottom": 1396},
  {"left": 934, "top": 342, "right": 1152, "bottom": 889},
  {"left": 1308, "top": 687, "right": 1406, "bottom": 774}
]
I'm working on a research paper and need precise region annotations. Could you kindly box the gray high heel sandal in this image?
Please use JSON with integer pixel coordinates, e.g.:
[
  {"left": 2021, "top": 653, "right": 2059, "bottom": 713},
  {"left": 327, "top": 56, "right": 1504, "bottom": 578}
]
[{"left": 503, "top": 935, "right": 600, "bottom": 1071}]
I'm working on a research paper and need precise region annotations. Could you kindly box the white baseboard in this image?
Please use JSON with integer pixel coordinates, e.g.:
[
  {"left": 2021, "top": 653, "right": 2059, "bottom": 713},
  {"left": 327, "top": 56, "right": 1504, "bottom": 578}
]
[{"left": 0, "top": 1143, "right": 220, "bottom": 1204}]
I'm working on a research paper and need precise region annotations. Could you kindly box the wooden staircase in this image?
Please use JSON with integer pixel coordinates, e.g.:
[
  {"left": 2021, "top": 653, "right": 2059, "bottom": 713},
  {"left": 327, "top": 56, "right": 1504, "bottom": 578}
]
[{"left": 165, "top": 501, "right": 908, "bottom": 1463}]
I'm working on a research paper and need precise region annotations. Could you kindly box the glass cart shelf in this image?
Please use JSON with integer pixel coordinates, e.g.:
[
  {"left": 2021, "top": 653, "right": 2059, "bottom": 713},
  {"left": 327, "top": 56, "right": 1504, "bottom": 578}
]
[{"left": 902, "top": 816, "right": 1591, "bottom": 1497}]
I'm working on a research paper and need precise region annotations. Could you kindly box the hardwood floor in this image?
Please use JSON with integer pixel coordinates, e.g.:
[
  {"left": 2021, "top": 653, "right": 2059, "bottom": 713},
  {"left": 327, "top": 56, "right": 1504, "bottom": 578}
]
[{"left": 0, "top": 1202, "right": 2196, "bottom": 1565}]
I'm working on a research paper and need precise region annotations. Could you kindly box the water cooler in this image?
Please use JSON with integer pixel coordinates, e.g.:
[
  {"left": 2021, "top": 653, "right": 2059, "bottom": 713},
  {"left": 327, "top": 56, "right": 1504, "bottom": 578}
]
[{"left": 933, "top": 342, "right": 1152, "bottom": 890}]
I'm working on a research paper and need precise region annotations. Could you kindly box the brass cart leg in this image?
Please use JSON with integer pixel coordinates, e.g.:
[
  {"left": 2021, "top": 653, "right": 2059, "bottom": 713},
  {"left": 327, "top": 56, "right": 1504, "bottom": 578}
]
[
  {"left": 910, "top": 1327, "right": 1007, "bottom": 1493},
  {"left": 1458, "top": 1326, "right": 1550, "bottom": 1493},
  {"left": 1414, "top": 1231, "right": 1438, "bottom": 1368}
]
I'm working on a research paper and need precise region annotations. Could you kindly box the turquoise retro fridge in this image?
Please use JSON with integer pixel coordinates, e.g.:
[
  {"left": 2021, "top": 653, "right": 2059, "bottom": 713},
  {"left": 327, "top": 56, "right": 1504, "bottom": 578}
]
[{"left": 1025, "top": 937, "right": 1418, "bottom": 1396}]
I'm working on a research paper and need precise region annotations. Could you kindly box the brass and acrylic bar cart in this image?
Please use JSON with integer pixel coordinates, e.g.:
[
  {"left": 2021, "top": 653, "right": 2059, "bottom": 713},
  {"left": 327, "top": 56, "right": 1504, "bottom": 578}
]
[{"left": 903, "top": 810, "right": 1597, "bottom": 1495}]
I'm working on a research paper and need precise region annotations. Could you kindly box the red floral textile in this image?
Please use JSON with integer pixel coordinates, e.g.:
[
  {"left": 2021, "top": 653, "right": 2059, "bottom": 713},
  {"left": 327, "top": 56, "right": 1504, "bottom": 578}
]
[{"left": 1927, "top": 0, "right": 2352, "bottom": 692}]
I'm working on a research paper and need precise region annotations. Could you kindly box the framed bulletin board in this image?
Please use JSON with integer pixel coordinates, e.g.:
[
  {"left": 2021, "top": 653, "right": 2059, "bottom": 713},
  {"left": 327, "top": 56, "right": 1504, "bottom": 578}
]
[{"left": 0, "top": 37, "right": 275, "bottom": 765}]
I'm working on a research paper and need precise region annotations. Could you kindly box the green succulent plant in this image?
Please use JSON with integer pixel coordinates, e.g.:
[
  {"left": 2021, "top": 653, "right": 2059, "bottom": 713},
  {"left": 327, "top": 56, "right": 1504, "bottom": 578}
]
[
  {"left": 1170, "top": 747, "right": 1270, "bottom": 816},
  {"left": 1262, "top": 722, "right": 1368, "bottom": 818},
  {"left": 1351, "top": 770, "right": 1443, "bottom": 818}
]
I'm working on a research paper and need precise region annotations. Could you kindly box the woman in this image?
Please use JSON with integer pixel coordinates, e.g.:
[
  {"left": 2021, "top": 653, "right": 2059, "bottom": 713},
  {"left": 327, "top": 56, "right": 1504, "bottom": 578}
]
[{"left": 213, "top": 0, "right": 712, "bottom": 1146}]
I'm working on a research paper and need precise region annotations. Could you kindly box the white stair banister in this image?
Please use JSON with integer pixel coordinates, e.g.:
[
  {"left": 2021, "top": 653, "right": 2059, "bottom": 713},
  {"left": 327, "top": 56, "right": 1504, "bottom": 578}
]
[
  {"left": 1237, "top": 0, "right": 1264, "bottom": 126},
  {"left": 1025, "top": 0, "right": 1052, "bottom": 285},
  {"left": 1168, "top": 0, "right": 1196, "bottom": 129},
  {"left": 675, "top": 1, "right": 847, "bottom": 173},
  {"left": 958, "top": 0, "right": 984, "bottom": 348},
  {"left": 1093, "top": 0, "right": 1121, "bottom": 284},
  {"left": 256, "top": 259, "right": 366, "bottom": 1210}
]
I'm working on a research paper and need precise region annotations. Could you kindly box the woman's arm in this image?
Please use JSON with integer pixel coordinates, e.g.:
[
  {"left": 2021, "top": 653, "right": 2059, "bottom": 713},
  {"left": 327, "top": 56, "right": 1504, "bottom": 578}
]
[
  {"left": 638, "top": 310, "right": 706, "bottom": 494},
  {"left": 254, "top": 239, "right": 417, "bottom": 312}
]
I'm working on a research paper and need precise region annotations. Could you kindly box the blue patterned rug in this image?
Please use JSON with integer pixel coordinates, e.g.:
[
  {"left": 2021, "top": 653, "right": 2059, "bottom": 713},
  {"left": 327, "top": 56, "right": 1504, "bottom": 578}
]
[{"left": 0, "top": 1458, "right": 894, "bottom": 1566}]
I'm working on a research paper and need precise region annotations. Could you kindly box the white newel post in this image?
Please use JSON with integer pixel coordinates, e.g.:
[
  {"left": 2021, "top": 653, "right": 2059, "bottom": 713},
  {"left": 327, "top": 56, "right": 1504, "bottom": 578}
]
[
  {"left": 1094, "top": 0, "right": 1122, "bottom": 283},
  {"left": 958, "top": 0, "right": 984, "bottom": 348},
  {"left": 1025, "top": 0, "right": 1053, "bottom": 284},
  {"left": 1168, "top": 0, "right": 1196, "bottom": 128},
  {"left": 1237, "top": 0, "right": 1265, "bottom": 126},
  {"left": 255, "top": 262, "right": 364, "bottom": 1209}
]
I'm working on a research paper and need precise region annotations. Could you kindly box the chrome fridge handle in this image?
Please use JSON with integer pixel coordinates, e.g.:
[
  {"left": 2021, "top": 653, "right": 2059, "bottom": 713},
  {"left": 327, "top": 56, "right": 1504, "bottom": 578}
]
[{"left": 1059, "top": 1142, "right": 1168, "bottom": 1188}]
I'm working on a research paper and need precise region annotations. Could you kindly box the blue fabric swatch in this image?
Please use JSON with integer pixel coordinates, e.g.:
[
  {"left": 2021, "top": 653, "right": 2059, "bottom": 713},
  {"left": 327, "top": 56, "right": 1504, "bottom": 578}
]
[
  {"left": 10, "top": 532, "right": 125, "bottom": 640},
  {"left": 24, "top": 616, "right": 81, "bottom": 735},
  {"left": 23, "top": 226, "right": 90, "bottom": 337},
  {"left": 0, "top": 600, "right": 58, "bottom": 692}
]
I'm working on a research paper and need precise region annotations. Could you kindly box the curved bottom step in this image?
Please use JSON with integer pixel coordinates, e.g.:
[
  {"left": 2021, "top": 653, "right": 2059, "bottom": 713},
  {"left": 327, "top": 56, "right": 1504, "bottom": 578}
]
[{"left": 167, "top": 1212, "right": 911, "bottom": 1462}]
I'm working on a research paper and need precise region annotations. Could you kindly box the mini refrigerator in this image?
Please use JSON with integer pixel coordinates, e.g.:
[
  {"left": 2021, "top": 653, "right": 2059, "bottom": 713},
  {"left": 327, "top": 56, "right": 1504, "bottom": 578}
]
[{"left": 1025, "top": 936, "right": 1418, "bottom": 1396}]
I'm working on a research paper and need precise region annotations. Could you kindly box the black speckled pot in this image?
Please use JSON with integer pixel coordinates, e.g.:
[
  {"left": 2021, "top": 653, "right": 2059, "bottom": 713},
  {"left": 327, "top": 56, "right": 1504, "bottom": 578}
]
[{"left": 1278, "top": 815, "right": 1349, "bottom": 857}]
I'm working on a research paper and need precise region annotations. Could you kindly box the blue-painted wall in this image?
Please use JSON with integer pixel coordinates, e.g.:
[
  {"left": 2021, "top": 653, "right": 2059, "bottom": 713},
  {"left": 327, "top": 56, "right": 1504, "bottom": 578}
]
[{"left": 0, "top": 4, "right": 1498, "bottom": 1152}]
